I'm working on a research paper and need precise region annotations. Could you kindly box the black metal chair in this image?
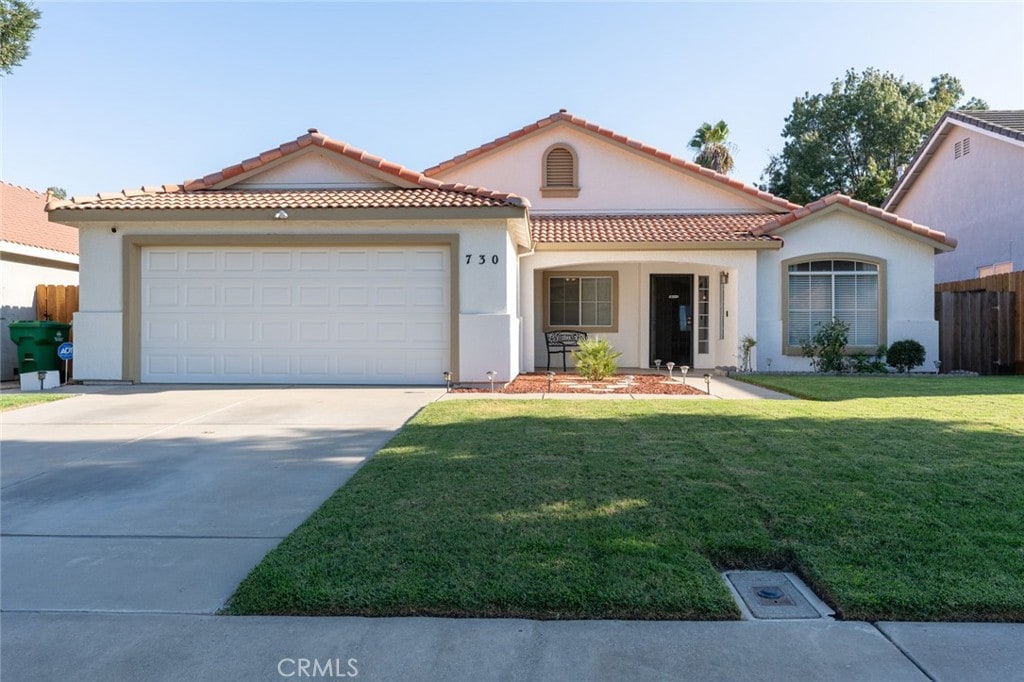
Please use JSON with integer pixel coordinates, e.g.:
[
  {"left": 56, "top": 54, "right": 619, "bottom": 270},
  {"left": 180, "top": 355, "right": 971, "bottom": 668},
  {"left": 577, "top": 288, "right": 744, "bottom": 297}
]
[{"left": 545, "top": 330, "right": 588, "bottom": 371}]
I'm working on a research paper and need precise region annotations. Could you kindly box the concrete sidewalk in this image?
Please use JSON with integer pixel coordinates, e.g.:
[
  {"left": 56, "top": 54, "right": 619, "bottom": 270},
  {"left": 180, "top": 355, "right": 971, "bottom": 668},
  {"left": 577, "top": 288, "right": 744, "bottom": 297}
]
[{"left": 4, "top": 613, "right": 1021, "bottom": 681}]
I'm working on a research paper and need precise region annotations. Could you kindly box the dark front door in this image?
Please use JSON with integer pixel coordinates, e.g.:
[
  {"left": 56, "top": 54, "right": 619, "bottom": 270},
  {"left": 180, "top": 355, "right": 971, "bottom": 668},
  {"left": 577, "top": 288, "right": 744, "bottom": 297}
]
[{"left": 650, "top": 275, "right": 694, "bottom": 367}]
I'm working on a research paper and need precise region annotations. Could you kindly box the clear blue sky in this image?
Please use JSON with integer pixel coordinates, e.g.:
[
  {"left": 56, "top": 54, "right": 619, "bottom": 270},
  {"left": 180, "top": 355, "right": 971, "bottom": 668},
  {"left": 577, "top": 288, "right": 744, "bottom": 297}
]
[{"left": 3, "top": 1, "right": 1022, "bottom": 199}]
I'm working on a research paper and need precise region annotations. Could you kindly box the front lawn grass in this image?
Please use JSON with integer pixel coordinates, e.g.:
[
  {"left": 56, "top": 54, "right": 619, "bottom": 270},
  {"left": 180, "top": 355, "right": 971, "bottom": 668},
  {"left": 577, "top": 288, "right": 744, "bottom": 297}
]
[
  {"left": 228, "top": 379, "right": 1024, "bottom": 621},
  {"left": 0, "top": 392, "right": 72, "bottom": 411}
]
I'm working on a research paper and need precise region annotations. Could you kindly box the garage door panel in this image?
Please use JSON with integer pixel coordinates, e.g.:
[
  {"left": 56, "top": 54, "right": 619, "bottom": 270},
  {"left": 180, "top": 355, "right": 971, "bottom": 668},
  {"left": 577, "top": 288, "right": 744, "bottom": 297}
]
[{"left": 141, "top": 245, "right": 449, "bottom": 384}]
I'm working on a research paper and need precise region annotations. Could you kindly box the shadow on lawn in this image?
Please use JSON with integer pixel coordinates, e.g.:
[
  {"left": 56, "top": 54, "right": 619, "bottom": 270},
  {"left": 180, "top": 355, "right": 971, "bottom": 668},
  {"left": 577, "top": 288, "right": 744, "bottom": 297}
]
[
  {"left": 736, "top": 374, "right": 1024, "bottom": 401},
  {"left": 230, "top": 404, "right": 1024, "bottom": 621}
]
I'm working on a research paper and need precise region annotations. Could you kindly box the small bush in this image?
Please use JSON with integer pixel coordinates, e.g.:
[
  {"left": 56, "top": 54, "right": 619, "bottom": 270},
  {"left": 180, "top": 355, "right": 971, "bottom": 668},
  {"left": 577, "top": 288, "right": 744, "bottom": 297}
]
[
  {"left": 801, "top": 318, "right": 849, "bottom": 373},
  {"left": 887, "top": 339, "right": 926, "bottom": 373},
  {"left": 852, "top": 344, "right": 888, "bottom": 373},
  {"left": 739, "top": 335, "right": 756, "bottom": 372},
  {"left": 572, "top": 336, "right": 622, "bottom": 380}
]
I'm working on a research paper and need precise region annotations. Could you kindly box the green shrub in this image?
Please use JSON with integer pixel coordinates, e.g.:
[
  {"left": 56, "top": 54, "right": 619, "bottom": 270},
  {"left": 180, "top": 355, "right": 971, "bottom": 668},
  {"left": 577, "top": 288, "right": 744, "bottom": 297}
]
[
  {"left": 887, "top": 339, "right": 926, "bottom": 373},
  {"left": 572, "top": 336, "right": 622, "bottom": 380},
  {"left": 852, "top": 344, "right": 888, "bottom": 373},
  {"left": 739, "top": 335, "right": 756, "bottom": 372},
  {"left": 801, "top": 318, "right": 849, "bottom": 373}
]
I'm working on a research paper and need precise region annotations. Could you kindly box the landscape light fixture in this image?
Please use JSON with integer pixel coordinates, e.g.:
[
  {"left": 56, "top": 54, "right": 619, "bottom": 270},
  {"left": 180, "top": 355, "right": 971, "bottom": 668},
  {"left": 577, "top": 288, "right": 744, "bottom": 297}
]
[
  {"left": 624, "top": 375, "right": 634, "bottom": 394},
  {"left": 546, "top": 371, "right": 555, "bottom": 391},
  {"left": 680, "top": 365, "right": 690, "bottom": 384},
  {"left": 766, "top": 358, "right": 772, "bottom": 373},
  {"left": 274, "top": 209, "right": 289, "bottom": 220},
  {"left": 666, "top": 362, "right": 675, "bottom": 379},
  {"left": 703, "top": 373, "right": 711, "bottom": 394},
  {"left": 443, "top": 371, "right": 453, "bottom": 393},
  {"left": 37, "top": 370, "right": 47, "bottom": 391},
  {"left": 654, "top": 359, "right": 662, "bottom": 372},
  {"left": 486, "top": 370, "right": 497, "bottom": 393}
]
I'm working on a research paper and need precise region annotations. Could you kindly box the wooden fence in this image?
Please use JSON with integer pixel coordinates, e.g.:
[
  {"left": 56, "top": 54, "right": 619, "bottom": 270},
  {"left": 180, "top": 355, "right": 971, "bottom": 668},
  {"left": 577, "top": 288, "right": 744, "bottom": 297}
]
[
  {"left": 935, "top": 272, "right": 1022, "bottom": 374},
  {"left": 34, "top": 284, "right": 79, "bottom": 381},
  {"left": 35, "top": 284, "right": 79, "bottom": 325}
]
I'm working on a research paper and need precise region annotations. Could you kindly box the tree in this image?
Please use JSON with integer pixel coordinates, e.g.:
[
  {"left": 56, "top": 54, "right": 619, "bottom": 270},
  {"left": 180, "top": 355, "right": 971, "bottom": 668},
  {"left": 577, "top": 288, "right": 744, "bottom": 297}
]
[
  {"left": 0, "top": 0, "right": 40, "bottom": 76},
  {"left": 46, "top": 186, "right": 66, "bottom": 199},
  {"left": 688, "top": 120, "right": 736, "bottom": 174},
  {"left": 762, "top": 68, "right": 988, "bottom": 206}
]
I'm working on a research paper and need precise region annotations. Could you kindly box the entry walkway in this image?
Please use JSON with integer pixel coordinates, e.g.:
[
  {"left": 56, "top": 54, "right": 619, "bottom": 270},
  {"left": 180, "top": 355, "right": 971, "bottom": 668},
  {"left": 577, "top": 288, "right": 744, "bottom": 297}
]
[{"left": 439, "top": 374, "right": 797, "bottom": 400}]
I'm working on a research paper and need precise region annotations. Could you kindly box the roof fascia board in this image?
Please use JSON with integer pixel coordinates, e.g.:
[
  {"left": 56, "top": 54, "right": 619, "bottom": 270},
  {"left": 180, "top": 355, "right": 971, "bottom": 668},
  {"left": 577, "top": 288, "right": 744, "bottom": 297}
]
[{"left": 47, "top": 205, "right": 527, "bottom": 225}]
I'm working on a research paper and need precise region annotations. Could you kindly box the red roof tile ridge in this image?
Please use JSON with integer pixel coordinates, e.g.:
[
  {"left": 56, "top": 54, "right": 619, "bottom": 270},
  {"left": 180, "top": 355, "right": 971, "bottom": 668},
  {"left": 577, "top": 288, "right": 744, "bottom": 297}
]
[
  {"left": 0, "top": 181, "right": 48, "bottom": 198},
  {"left": 751, "top": 192, "right": 956, "bottom": 248},
  {"left": 52, "top": 131, "right": 527, "bottom": 210},
  {"left": 422, "top": 110, "right": 799, "bottom": 211}
]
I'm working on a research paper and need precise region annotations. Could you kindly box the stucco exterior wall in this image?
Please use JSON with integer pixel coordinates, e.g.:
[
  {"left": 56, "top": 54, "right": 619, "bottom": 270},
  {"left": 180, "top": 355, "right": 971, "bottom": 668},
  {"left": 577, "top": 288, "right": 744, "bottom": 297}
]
[
  {"left": 756, "top": 208, "right": 940, "bottom": 372},
  {"left": 894, "top": 125, "right": 1024, "bottom": 283},
  {"left": 431, "top": 123, "right": 768, "bottom": 213},
  {"left": 70, "top": 215, "right": 521, "bottom": 383},
  {"left": 520, "top": 249, "right": 759, "bottom": 372}
]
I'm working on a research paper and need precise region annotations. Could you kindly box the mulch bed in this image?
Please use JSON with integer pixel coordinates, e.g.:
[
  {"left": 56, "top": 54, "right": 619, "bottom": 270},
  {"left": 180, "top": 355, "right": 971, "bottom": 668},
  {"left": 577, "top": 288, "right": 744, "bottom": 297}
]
[{"left": 452, "top": 372, "right": 705, "bottom": 395}]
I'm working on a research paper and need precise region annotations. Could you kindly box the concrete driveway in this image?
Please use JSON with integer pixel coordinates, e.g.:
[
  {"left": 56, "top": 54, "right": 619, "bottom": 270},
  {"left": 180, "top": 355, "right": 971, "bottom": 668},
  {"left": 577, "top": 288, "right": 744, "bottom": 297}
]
[{"left": 1, "top": 384, "right": 443, "bottom": 614}]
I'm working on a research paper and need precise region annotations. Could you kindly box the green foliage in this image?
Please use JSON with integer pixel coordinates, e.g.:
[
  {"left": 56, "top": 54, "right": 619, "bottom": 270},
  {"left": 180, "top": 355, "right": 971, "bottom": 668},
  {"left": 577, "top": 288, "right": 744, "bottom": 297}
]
[
  {"left": 738, "top": 335, "right": 756, "bottom": 372},
  {"left": 801, "top": 318, "right": 849, "bottom": 373},
  {"left": 0, "top": 0, "right": 41, "bottom": 76},
  {"left": 688, "top": 119, "right": 736, "bottom": 174},
  {"left": 852, "top": 344, "right": 888, "bottom": 374},
  {"left": 46, "top": 186, "right": 67, "bottom": 200},
  {"left": 762, "top": 68, "right": 988, "bottom": 206},
  {"left": 887, "top": 339, "right": 926, "bottom": 373},
  {"left": 571, "top": 336, "right": 622, "bottom": 380}
]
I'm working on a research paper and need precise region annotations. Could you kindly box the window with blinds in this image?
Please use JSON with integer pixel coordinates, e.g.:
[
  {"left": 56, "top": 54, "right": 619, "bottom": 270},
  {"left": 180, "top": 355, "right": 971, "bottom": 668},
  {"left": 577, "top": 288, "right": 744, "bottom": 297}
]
[
  {"left": 541, "top": 144, "right": 579, "bottom": 197},
  {"left": 787, "top": 259, "right": 880, "bottom": 347},
  {"left": 549, "top": 275, "right": 612, "bottom": 327}
]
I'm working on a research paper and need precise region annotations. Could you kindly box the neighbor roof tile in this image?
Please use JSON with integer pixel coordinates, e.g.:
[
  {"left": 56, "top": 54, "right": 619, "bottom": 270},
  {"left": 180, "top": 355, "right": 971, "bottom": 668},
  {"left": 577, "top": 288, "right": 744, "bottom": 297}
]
[{"left": 1, "top": 183, "right": 79, "bottom": 254}]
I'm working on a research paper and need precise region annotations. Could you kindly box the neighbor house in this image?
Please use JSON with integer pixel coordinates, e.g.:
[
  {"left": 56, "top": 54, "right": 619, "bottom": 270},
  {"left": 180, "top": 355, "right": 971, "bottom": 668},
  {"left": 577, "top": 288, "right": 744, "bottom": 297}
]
[
  {"left": 47, "top": 111, "right": 954, "bottom": 385},
  {"left": 884, "top": 110, "right": 1024, "bottom": 283},
  {"left": 1, "top": 183, "right": 79, "bottom": 380}
]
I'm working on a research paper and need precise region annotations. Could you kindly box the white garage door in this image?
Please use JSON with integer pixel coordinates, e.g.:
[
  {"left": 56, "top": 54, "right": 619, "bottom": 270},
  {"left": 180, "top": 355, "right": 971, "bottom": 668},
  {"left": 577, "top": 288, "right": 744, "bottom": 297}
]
[{"left": 140, "top": 245, "right": 450, "bottom": 384}]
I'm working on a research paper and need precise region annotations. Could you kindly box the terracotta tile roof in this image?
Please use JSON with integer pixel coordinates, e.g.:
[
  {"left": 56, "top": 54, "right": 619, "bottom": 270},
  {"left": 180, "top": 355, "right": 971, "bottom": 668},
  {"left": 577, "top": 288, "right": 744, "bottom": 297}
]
[
  {"left": 46, "top": 129, "right": 527, "bottom": 212},
  {"left": 1, "top": 182, "right": 78, "bottom": 255},
  {"left": 531, "top": 213, "right": 782, "bottom": 244},
  {"left": 753, "top": 193, "right": 956, "bottom": 250},
  {"left": 423, "top": 110, "right": 800, "bottom": 212},
  {"left": 884, "top": 109, "right": 1024, "bottom": 210},
  {"left": 46, "top": 187, "right": 518, "bottom": 211}
]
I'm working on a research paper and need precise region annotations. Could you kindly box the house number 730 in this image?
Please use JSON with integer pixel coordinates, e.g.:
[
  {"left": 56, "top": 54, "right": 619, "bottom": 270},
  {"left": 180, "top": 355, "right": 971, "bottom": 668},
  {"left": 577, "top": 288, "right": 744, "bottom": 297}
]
[{"left": 466, "top": 254, "right": 500, "bottom": 265}]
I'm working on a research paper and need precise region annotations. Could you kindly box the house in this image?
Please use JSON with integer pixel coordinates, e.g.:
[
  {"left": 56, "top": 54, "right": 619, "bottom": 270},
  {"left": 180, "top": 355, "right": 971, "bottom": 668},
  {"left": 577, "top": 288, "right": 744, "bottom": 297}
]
[
  {"left": 47, "top": 112, "right": 954, "bottom": 385},
  {"left": 1, "top": 183, "right": 79, "bottom": 380},
  {"left": 884, "top": 110, "right": 1024, "bottom": 283}
]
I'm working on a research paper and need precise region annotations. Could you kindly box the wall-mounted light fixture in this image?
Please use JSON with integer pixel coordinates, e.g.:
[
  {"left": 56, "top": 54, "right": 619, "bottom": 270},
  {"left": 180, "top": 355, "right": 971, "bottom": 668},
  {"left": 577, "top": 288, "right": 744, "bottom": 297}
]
[
  {"left": 274, "top": 209, "right": 289, "bottom": 220},
  {"left": 720, "top": 271, "right": 729, "bottom": 285}
]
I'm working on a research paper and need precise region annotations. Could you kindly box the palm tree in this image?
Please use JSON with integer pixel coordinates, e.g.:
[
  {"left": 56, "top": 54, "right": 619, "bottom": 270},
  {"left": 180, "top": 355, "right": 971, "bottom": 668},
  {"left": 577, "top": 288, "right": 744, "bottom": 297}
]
[{"left": 688, "top": 120, "right": 736, "bottom": 174}]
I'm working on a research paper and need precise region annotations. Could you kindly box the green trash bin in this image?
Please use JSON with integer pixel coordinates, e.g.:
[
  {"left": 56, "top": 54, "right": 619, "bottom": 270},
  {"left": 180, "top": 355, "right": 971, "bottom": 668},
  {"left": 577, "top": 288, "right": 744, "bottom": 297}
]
[{"left": 8, "top": 320, "right": 71, "bottom": 374}]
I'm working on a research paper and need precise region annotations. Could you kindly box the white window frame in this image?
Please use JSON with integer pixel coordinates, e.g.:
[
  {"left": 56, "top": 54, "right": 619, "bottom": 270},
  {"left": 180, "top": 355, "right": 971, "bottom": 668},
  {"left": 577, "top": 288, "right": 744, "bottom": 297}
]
[{"left": 781, "top": 254, "right": 887, "bottom": 355}]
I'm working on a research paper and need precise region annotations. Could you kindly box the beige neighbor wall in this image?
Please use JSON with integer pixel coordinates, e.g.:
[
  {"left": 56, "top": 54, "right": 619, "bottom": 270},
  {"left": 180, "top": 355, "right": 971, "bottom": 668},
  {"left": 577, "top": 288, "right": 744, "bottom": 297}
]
[
  {"left": 69, "top": 214, "right": 522, "bottom": 383},
  {"left": 894, "top": 125, "right": 1024, "bottom": 283},
  {"left": 756, "top": 207, "right": 941, "bottom": 372}
]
